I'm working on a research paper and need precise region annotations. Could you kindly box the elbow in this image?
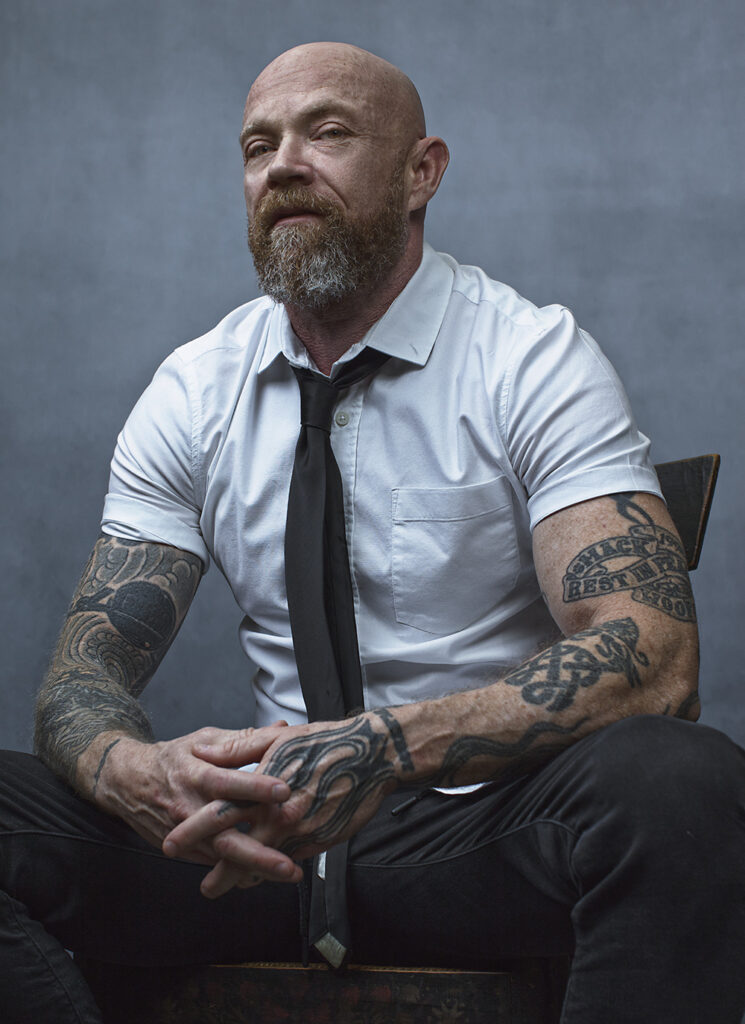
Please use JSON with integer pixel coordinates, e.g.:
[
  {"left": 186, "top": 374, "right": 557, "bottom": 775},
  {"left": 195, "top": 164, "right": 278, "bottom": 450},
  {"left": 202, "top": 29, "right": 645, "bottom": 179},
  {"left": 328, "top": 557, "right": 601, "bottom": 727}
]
[{"left": 663, "top": 628, "right": 700, "bottom": 722}]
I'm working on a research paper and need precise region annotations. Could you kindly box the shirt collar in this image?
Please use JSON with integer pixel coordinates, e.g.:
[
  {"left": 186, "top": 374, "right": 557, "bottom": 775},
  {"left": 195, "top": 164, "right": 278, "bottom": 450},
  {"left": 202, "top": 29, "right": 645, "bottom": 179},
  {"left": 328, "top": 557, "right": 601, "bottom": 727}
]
[{"left": 257, "top": 242, "right": 454, "bottom": 376}]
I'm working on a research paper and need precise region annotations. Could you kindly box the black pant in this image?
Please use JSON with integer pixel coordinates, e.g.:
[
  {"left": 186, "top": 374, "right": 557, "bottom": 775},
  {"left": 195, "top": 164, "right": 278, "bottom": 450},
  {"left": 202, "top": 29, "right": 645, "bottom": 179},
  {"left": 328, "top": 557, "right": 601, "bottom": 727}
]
[{"left": 1, "top": 716, "right": 745, "bottom": 1023}]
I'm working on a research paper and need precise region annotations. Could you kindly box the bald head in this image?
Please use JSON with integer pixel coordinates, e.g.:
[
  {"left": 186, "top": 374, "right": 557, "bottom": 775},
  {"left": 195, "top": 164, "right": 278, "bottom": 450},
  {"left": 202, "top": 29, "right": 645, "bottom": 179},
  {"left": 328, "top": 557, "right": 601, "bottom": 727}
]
[
  {"left": 240, "top": 42, "right": 449, "bottom": 323},
  {"left": 246, "top": 43, "right": 426, "bottom": 151}
]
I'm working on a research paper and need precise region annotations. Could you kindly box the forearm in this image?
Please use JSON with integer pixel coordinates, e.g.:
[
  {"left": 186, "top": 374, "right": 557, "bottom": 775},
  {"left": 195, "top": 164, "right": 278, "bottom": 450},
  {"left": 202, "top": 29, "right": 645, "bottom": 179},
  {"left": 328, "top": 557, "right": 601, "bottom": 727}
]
[
  {"left": 383, "top": 490, "right": 700, "bottom": 791},
  {"left": 169, "top": 616, "right": 686, "bottom": 873},
  {"left": 35, "top": 667, "right": 154, "bottom": 799},
  {"left": 170, "top": 492, "right": 700, "bottom": 881},
  {"left": 34, "top": 534, "right": 202, "bottom": 799},
  {"left": 385, "top": 613, "right": 698, "bottom": 790}
]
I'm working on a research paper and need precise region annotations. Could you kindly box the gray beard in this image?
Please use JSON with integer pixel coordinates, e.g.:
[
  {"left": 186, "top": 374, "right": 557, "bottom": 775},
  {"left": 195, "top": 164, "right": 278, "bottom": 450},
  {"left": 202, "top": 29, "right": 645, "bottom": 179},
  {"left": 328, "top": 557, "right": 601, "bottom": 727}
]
[
  {"left": 248, "top": 182, "right": 408, "bottom": 310},
  {"left": 253, "top": 225, "right": 374, "bottom": 309}
]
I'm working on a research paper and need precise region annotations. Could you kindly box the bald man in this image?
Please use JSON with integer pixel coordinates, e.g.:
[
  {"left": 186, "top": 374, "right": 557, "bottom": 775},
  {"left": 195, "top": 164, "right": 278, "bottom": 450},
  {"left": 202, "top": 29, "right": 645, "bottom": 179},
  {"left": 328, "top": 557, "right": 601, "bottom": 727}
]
[{"left": 3, "top": 43, "right": 745, "bottom": 1023}]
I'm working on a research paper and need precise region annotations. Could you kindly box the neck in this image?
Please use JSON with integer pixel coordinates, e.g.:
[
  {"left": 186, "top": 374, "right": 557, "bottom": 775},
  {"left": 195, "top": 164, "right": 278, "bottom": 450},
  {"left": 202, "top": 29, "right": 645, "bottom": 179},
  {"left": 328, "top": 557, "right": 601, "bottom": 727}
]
[{"left": 285, "top": 238, "right": 423, "bottom": 376}]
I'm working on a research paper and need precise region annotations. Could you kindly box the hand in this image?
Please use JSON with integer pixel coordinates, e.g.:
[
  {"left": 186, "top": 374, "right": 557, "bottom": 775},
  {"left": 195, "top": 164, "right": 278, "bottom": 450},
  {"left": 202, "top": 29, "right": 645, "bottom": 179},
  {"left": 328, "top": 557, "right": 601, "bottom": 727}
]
[
  {"left": 164, "top": 712, "right": 401, "bottom": 898},
  {"left": 96, "top": 724, "right": 302, "bottom": 886}
]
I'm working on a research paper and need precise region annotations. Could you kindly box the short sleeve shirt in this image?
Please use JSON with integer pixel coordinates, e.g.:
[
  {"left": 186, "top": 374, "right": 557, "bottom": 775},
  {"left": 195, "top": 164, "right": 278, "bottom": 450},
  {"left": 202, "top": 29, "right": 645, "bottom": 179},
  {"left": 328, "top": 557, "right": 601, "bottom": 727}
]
[{"left": 102, "top": 244, "right": 662, "bottom": 727}]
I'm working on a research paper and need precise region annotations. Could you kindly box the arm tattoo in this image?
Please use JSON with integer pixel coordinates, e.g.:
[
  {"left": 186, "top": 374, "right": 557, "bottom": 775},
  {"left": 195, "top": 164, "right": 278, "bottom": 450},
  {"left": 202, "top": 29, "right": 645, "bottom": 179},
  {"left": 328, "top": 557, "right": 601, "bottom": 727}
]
[
  {"left": 376, "top": 707, "right": 414, "bottom": 773},
  {"left": 562, "top": 493, "right": 696, "bottom": 623},
  {"left": 35, "top": 536, "right": 202, "bottom": 788},
  {"left": 431, "top": 718, "right": 589, "bottom": 788},
  {"left": 668, "top": 689, "right": 700, "bottom": 721},
  {"left": 263, "top": 717, "right": 396, "bottom": 856},
  {"left": 92, "top": 737, "right": 122, "bottom": 797},
  {"left": 502, "top": 617, "right": 649, "bottom": 713},
  {"left": 425, "top": 617, "right": 651, "bottom": 787}
]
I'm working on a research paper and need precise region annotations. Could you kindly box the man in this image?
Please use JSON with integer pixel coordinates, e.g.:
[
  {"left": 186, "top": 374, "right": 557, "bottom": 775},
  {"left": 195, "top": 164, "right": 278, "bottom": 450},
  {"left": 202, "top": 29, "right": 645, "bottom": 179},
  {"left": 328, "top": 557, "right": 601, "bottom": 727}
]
[{"left": 2, "top": 42, "right": 744, "bottom": 1023}]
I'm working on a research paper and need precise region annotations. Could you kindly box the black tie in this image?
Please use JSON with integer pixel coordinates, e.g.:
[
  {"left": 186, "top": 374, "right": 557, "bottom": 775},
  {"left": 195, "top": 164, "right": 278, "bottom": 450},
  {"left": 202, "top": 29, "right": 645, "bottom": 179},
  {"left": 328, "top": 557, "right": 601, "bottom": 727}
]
[{"left": 284, "top": 346, "right": 389, "bottom": 967}]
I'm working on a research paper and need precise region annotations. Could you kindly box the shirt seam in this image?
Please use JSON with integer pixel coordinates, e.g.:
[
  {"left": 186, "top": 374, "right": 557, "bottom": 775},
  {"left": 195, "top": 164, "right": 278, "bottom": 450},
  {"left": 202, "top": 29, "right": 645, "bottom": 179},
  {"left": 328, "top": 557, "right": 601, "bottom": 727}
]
[
  {"left": 174, "top": 350, "right": 204, "bottom": 508},
  {"left": 497, "top": 316, "right": 557, "bottom": 454}
]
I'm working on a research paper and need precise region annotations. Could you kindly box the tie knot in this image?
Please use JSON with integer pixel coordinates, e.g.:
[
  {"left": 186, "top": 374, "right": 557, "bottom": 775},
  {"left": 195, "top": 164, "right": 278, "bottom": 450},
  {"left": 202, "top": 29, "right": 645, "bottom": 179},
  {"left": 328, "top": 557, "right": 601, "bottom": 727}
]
[
  {"left": 290, "top": 348, "right": 390, "bottom": 432},
  {"left": 293, "top": 369, "right": 339, "bottom": 432}
]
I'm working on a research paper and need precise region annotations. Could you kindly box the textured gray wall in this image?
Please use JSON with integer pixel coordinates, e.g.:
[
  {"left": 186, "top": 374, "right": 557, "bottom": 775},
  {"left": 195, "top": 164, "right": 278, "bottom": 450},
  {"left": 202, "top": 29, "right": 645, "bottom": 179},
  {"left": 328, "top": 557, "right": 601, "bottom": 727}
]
[{"left": 2, "top": 0, "right": 743, "bottom": 751}]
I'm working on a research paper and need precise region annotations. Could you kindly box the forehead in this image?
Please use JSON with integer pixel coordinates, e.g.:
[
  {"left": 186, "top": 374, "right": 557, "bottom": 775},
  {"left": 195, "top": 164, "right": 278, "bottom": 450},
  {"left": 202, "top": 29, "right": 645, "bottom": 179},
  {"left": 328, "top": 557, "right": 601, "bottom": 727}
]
[{"left": 243, "top": 53, "right": 385, "bottom": 131}]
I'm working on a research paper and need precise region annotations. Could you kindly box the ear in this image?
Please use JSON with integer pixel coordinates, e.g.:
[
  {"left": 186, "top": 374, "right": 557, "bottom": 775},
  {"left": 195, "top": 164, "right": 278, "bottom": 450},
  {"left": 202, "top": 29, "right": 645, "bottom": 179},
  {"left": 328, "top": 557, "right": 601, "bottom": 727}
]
[{"left": 406, "top": 136, "right": 450, "bottom": 213}]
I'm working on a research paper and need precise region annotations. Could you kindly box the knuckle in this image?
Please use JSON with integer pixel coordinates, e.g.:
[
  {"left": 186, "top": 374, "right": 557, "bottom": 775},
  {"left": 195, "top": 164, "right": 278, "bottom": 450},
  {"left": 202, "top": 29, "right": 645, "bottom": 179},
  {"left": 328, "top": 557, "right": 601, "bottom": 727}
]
[
  {"left": 170, "top": 799, "right": 192, "bottom": 824},
  {"left": 198, "top": 764, "right": 220, "bottom": 796},
  {"left": 212, "top": 831, "right": 238, "bottom": 858},
  {"left": 282, "top": 799, "right": 304, "bottom": 824},
  {"left": 226, "top": 729, "right": 253, "bottom": 756},
  {"left": 195, "top": 727, "right": 221, "bottom": 743},
  {"left": 223, "top": 738, "right": 240, "bottom": 759}
]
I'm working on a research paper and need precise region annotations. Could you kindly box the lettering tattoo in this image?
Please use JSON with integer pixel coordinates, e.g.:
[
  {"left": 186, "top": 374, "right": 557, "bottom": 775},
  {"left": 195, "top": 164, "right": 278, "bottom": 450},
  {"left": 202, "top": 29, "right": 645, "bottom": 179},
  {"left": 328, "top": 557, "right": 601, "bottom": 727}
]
[
  {"left": 502, "top": 617, "right": 649, "bottom": 713},
  {"left": 562, "top": 494, "right": 696, "bottom": 623},
  {"left": 35, "top": 536, "right": 202, "bottom": 789}
]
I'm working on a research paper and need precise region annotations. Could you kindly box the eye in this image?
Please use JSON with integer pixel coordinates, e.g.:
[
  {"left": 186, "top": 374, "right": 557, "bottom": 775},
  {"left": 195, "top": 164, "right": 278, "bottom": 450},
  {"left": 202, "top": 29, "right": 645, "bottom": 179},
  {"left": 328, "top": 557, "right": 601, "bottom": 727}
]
[
  {"left": 317, "top": 126, "right": 348, "bottom": 141},
  {"left": 244, "top": 141, "right": 273, "bottom": 162}
]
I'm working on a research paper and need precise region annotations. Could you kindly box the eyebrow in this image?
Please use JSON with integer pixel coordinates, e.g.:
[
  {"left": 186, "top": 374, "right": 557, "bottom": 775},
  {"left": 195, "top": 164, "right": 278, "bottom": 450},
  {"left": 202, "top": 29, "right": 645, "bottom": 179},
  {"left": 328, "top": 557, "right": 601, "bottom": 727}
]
[{"left": 239, "top": 100, "right": 361, "bottom": 149}]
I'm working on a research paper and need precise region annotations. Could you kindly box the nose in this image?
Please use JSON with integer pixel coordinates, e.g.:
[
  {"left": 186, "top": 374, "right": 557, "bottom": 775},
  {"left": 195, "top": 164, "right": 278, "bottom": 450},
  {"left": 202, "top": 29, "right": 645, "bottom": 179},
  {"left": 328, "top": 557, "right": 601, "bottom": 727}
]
[{"left": 266, "top": 135, "right": 313, "bottom": 187}]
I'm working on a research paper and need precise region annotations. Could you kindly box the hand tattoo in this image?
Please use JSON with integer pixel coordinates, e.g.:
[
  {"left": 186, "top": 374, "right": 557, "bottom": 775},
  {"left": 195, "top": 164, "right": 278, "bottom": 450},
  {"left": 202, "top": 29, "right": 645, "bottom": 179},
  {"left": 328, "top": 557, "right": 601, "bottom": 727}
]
[{"left": 263, "top": 717, "right": 397, "bottom": 855}]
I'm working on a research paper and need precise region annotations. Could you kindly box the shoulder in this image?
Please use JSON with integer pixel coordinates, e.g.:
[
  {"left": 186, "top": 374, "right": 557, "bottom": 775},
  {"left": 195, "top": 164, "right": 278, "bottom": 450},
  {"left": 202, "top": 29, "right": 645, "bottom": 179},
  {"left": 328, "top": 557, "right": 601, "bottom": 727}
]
[
  {"left": 434, "top": 250, "right": 583, "bottom": 377},
  {"left": 117, "top": 293, "right": 279, "bottom": 470},
  {"left": 168, "top": 295, "right": 276, "bottom": 374},
  {"left": 430, "top": 250, "right": 596, "bottom": 397},
  {"left": 438, "top": 250, "right": 566, "bottom": 335}
]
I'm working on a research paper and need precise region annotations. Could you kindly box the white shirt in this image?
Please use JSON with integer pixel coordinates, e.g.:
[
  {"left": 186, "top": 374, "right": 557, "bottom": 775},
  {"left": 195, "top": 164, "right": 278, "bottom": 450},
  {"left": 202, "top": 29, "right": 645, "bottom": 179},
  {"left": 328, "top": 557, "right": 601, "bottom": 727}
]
[{"left": 102, "top": 244, "right": 661, "bottom": 728}]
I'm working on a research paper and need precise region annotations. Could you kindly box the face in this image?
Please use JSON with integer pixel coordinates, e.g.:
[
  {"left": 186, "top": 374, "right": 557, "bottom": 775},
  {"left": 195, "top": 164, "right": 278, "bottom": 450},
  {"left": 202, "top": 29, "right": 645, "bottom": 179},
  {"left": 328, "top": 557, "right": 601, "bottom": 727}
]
[{"left": 241, "top": 49, "right": 414, "bottom": 307}]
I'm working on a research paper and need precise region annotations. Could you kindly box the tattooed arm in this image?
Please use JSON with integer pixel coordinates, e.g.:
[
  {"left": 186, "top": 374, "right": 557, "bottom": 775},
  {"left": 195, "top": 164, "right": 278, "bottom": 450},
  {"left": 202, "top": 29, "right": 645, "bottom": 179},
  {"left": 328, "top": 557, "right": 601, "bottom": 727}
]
[
  {"left": 35, "top": 535, "right": 300, "bottom": 883},
  {"left": 392, "top": 489, "right": 699, "bottom": 788},
  {"left": 165, "top": 491, "right": 698, "bottom": 895},
  {"left": 35, "top": 535, "right": 201, "bottom": 791}
]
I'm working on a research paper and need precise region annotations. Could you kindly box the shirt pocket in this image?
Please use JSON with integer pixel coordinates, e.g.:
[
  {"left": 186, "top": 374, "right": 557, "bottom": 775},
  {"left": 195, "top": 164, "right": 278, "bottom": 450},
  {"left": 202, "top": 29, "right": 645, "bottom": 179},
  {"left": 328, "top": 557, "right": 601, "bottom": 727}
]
[{"left": 391, "top": 476, "right": 520, "bottom": 635}]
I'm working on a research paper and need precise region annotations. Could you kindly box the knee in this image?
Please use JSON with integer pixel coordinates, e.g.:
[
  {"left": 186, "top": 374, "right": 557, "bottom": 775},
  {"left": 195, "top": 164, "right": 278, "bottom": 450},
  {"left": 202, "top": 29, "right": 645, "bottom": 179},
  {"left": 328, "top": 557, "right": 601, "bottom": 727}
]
[
  {"left": 566, "top": 716, "right": 745, "bottom": 888},
  {"left": 582, "top": 714, "right": 745, "bottom": 824}
]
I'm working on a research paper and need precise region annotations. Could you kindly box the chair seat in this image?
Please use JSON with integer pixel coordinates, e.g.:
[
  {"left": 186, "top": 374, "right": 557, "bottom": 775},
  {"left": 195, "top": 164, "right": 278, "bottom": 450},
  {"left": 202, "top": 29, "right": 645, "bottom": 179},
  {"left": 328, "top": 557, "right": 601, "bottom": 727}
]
[{"left": 76, "top": 956, "right": 570, "bottom": 1023}]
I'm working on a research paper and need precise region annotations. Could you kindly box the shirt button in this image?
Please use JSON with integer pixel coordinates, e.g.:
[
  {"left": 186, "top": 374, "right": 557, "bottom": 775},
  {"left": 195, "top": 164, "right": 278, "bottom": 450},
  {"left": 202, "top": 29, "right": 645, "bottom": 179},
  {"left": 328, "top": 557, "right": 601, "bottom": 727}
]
[{"left": 335, "top": 410, "right": 349, "bottom": 427}]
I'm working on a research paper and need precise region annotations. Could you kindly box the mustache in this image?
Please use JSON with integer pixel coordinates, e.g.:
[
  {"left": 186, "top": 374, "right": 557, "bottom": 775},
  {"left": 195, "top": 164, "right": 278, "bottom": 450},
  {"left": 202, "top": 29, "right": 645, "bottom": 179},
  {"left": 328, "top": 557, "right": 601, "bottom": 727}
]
[{"left": 252, "top": 188, "right": 340, "bottom": 233}]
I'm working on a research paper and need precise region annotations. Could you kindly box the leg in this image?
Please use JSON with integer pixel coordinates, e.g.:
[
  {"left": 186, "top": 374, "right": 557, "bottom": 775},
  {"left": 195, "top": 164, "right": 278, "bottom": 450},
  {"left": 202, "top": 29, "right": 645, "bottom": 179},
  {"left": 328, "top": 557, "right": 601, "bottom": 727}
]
[
  {"left": 0, "top": 751, "right": 302, "bottom": 1024},
  {"left": 557, "top": 717, "right": 745, "bottom": 1023},
  {"left": 347, "top": 716, "right": 745, "bottom": 1023}
]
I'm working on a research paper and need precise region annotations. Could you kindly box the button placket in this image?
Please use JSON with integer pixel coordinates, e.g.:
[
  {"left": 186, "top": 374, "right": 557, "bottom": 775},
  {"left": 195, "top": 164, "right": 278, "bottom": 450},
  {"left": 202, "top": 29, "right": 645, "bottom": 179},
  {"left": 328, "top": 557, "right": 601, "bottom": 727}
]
[{"left": 331, "top": 384, "right": 366, "bottom": 693}]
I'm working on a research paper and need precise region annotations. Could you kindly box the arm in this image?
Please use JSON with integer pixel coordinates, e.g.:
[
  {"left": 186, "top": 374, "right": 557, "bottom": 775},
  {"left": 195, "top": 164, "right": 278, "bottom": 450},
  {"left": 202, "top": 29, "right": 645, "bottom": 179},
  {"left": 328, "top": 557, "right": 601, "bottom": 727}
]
[
  {"left": 36, "top": 534, "right": 300, "bottom": 882},
  {"left": 166, "top": 491, "right": 698, "bottom": 891},
  {"left": 390, "top": 489, "right": 698, "bottom": 787},
  {"left": 35, "top": 535, "right": 200, "bottom": 794}
]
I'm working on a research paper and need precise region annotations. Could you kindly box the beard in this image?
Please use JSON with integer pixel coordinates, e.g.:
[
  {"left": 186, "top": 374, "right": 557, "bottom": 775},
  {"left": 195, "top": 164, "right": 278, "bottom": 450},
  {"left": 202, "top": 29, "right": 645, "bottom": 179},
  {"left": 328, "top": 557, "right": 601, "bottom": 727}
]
[{"left": 247, "top": 172, "right": 408, "bottom": 310}]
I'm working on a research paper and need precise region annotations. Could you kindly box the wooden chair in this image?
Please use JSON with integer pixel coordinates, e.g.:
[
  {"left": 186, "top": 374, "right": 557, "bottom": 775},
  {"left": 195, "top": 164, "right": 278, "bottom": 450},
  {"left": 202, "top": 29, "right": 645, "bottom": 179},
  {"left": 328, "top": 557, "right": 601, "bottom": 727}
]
[{"left": 76, "top": 454, "right": 720, "bottom": 1024}]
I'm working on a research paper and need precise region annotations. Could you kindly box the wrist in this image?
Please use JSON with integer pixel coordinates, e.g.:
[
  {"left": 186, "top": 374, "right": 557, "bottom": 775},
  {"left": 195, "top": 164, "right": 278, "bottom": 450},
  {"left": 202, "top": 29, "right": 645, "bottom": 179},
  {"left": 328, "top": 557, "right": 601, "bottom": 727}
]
[
  {"left": 373, "top": 707, "right": 418, "bottom": 787},
  {"left": 83, "top": 732, "right": 152, "bottom": 809}
]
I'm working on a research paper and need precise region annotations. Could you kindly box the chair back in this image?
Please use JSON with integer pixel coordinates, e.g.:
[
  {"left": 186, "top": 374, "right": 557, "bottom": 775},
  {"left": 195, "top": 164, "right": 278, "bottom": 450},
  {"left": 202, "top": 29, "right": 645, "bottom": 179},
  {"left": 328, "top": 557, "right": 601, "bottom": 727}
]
[{"left": 654, "top": 454, "right": 720, "bottom": 570}]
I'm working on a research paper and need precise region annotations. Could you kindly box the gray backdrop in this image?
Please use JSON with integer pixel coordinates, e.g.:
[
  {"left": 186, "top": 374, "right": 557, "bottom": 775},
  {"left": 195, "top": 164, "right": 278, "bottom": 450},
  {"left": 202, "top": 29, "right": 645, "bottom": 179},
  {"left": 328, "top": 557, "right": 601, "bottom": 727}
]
[{"left": 2, "top": 0, "right": 743, "bottom": 751}]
